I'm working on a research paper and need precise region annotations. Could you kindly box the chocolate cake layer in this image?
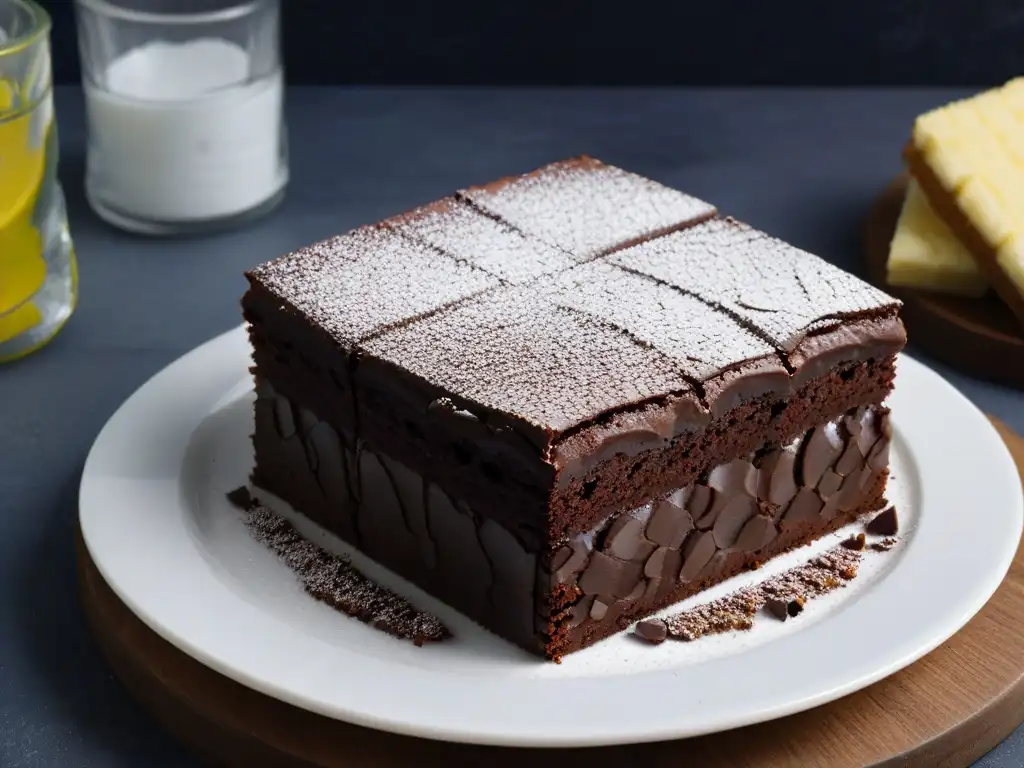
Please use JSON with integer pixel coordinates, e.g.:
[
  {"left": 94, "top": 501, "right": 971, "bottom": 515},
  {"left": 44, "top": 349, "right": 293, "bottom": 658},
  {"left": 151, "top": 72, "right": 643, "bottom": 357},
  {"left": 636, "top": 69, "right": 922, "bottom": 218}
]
[
  {"left": 242, "top": 156, "right": 904, "bottom": 658},
  {"left": 252, "top": 383, "right": 891, "bottom": 658}
]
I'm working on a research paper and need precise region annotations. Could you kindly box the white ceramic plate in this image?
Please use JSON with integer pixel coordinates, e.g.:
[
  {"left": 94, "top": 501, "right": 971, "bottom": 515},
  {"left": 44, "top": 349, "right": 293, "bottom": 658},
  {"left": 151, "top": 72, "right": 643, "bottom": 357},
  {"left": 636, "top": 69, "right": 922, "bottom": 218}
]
[{"left": 80, "top": 325, "right": 1023, "bottom": 747}]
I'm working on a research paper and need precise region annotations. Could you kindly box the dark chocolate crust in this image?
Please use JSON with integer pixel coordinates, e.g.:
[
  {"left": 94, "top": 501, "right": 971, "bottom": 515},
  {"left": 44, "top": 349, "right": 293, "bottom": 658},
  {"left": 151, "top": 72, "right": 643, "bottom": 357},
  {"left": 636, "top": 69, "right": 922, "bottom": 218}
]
[{"left": 252, "top": 381, "right": 891, "bottom": 658}]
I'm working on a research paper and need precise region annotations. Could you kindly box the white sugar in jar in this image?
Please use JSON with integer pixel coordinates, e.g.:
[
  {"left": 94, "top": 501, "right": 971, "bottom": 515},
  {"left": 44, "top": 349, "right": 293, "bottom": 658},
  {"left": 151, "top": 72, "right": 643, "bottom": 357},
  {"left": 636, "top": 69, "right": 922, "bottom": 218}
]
[{"left": 76, "top": 1, "right": 287, "bottom": 234}]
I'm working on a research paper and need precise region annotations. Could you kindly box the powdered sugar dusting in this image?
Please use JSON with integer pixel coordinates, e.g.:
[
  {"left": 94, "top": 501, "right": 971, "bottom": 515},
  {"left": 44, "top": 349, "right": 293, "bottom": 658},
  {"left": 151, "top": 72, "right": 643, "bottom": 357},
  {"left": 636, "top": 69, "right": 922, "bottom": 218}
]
[
  {"left": 247, "top": 226, "right": 498, "bottom": 346},
  {"left": 242, "top": 499, "right": 450, "bottom": 645},
  {"left": 387, "top": 197, "right": 577, "bottom": 284},
  {"left": 361, "top": 286, "right": 693, "bottom": 433},
  {"left": 611, "top": 218, "right": 900, "bottom": 352},
  {"left": 657, "top": 545, "right": 863, "bottom": 642},
  {"left": 542, "top": 260, "right": 781, "bottom": 382},
  {"left": 459, "top": 156, "right": 716, "bottom": 260}
]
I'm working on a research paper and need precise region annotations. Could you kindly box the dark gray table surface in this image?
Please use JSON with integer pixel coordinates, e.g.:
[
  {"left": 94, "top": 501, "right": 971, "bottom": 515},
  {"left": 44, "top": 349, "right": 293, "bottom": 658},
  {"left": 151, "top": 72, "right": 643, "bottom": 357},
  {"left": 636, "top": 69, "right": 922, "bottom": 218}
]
[{"left": 1, "top": 87, "right": 1021, "bottom": 767}]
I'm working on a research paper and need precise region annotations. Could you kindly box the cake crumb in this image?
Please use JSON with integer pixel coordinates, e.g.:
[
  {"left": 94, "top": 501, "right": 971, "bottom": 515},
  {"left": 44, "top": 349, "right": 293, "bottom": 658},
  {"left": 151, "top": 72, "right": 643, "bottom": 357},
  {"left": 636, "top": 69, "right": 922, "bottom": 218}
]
[
  {"left": 228, "top": 490, "right": 451, "bottom": 646},
  {"left": 634, "top": 618, "right": 668, "bottom": 644},
  {"left": 661, "top": 545, "right": 862, "bottom": 643},
  {"left": 226, "top": 485, "right": 255, "bottom": 511},
  {"left": 765, "top": 598, "right": 790, "bottom": 621},
  {"left": 870, "top": 537, "right": 899, "bottom": 552},
  {"left": 866, "top": 506, "right": 899, "bottom": 536},
  {"left": 841, "top": 532, "right": 866, "bottom": 551},
  {"left": 787, "top": 596, "right": 805, "bottom": 617}
]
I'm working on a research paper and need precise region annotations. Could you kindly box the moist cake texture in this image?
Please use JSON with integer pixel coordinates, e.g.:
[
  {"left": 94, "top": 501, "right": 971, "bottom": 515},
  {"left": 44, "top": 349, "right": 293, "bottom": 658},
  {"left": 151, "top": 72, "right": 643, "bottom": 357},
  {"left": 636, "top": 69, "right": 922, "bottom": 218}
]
[{"left": 242, "top": 155, "right": 905, "bottom": 659}]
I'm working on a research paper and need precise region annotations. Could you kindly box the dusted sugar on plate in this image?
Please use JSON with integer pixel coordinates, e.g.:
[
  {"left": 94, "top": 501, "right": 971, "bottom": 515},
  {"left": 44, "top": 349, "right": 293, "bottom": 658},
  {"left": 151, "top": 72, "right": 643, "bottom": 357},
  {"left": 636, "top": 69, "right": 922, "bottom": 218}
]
[{"left": 241, "top": 156, "right": 905, "bottom": 660}]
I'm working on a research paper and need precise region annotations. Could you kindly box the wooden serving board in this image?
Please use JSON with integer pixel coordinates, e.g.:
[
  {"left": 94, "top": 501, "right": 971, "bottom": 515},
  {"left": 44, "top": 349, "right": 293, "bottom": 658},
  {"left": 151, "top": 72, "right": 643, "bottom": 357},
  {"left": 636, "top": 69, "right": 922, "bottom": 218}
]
[
  {"left": 77, "top": 417, "right": 1024, "bottom": 768},
  {"left": 865, "top": 173, "right": 1024, "bottom": 390}
]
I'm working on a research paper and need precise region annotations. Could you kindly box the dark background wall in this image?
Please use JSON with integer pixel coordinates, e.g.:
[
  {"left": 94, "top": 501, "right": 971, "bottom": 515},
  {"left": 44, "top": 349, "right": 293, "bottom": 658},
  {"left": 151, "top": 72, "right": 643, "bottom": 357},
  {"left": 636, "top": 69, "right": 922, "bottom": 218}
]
[{"left": 43, "top": 0, "right": 1024, "bottom": 86}]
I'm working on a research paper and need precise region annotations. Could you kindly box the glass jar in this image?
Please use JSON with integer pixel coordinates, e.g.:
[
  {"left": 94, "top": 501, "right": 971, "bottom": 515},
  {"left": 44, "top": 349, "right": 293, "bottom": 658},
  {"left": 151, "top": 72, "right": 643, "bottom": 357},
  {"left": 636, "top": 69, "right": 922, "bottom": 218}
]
[
  {"left": 0, "top": 0, "right": 76, "bottom": 363},
  {"left": 74, "top": 0, "right": 288, "bottom": 235}
]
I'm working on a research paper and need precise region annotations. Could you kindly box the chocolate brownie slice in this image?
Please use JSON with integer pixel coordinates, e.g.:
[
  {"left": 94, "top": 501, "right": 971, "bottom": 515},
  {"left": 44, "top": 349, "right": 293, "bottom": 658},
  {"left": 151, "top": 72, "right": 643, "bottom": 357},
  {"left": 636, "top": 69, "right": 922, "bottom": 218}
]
[{"left": 242, "top": 156, "right": 904, "bottom": 659}]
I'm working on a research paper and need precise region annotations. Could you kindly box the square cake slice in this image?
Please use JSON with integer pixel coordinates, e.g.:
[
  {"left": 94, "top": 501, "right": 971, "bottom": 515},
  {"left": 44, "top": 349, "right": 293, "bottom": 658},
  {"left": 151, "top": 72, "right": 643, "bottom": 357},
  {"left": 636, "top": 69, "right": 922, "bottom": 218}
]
[{"left": 242, "top": 158, "right": 905, "bottom": 659}]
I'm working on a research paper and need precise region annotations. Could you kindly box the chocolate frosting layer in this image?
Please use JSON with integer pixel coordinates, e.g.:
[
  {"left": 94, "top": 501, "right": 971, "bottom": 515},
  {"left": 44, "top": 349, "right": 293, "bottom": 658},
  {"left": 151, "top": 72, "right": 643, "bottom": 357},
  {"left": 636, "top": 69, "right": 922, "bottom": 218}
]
[{"left": 609, "top": 216, "right": 904, "bottom": 377}]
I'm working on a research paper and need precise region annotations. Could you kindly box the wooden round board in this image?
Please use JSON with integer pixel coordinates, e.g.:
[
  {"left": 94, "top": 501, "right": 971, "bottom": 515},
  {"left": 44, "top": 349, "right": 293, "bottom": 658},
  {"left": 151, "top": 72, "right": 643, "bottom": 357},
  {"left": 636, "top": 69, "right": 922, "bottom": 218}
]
[
  {"left": 865, "top": 173, "right": 1024, "bottom": 389},
  {"left": 77, "top": 417, "right": 1024, "bottom": 768}
]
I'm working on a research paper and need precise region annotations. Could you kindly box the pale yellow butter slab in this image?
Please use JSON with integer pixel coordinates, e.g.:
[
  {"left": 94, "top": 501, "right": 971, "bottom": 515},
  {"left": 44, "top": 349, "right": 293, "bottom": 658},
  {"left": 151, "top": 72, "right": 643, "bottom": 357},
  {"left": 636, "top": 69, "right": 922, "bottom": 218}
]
[{"left": 887, "top": 180, "right": 987, "bottom": 297}]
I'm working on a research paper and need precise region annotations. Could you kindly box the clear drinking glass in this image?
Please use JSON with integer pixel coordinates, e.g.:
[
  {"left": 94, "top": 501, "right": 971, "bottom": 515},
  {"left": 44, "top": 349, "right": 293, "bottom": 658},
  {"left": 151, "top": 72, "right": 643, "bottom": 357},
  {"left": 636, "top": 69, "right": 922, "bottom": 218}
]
[
  {"left": 0, "top": 0, "right": 76, "bottom": 363},
  {"left": 74, "top": 0, "right": 288, "bottom": 235}
]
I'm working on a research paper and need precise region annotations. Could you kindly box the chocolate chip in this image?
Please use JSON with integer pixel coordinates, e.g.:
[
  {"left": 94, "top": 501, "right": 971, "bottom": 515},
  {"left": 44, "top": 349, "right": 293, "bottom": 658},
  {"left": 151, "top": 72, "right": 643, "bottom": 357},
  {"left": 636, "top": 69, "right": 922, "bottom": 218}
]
[
  {"left": 700, "top": 550, "right": 731, "bottom": 582},
  {"left": 867, "top": 438, "right": 891, "bottom": 473},
  {"left": 273, "top": 394, "right": 297, "bottom": 438},
  {"left": 707, "top": 458, "right": 757, "bottom": 497},
  {"left": 605, "top": 515, "right": 656, "bottom": 560},
  {"left": 787, "top": 597, "right": 805, "bottom": 617},
  {"left": 634, "top": 618, "right": 668, "bottom": 644},
  {"left": 866, "top": 506, "right": 899, "bottom": 536},
  {"left": 590, "top": 598, "right": 610, "bottom": 621},
  {"left": 841, "top": 533, "right": 866, "bottom": 551},
  {"left": 856, "top": 408, "right": 882, "bottom": 455},
  {"left": 679, "top": 531, "right": 717, "bottom": 583},
  {"left": 781, "top": 488, "right": 824, "bottom": 527},
  {"left": 695, "top": 490, "right": 727, "bottom": 530},
  {"left": 734, "top": 514, "right": 778, "bottom": 553},
  {"left": 766, "top": 597, "right": 789, "bottom": 620},
  {"left": 644, "top": 547, "right": 668, "bottom": 579},
  {"left": 309, "top": 421, "right": 351, "bottom": 508},
  {"left": 578, "top": 551, "right": 643, "bottom": 598},
  {"left": 834, "top": 441, "right": 863, "bottom": 476},
  {"left": 687, "top": 484, "right": 713, "bottom": 520},
  {"left": 297, "top": 406, "right": 319, "bottom": 435},
  {"left": 645, "top": 499, "right": 694, "bottom": 548},
  {"left": 836, "top": 467, "right": 870, "bottom": 512},
  {"left": 712, "top": 496, "right": 758, "bottom": 549},
  {"left": 817, "top": 469, "right": 843, "bottom": 499},
  {"left": 801, "top": 423, "right": 844, "bottom": 487},
  {"left": 757, "top": 447, "right": 798, "bottom": 507},
  {"left": 819, "top": 493, "right": 841, "bottom": 521},
  {"left": 553, "top": 539, "right": 590, "bottom": 585},
  {"left": 226, "top": 486, "right": 254, "bottom": 510}
]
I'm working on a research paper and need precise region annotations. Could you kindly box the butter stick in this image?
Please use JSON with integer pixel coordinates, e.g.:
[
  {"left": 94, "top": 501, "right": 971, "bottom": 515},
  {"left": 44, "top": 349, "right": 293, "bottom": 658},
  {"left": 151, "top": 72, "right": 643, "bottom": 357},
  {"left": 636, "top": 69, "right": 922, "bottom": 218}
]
[
  {"left": 905, "top": 78, "right": 1024, "bottom": 324},
  {"left": 887, "top": 179, "right": 988, "bottom": 297}
]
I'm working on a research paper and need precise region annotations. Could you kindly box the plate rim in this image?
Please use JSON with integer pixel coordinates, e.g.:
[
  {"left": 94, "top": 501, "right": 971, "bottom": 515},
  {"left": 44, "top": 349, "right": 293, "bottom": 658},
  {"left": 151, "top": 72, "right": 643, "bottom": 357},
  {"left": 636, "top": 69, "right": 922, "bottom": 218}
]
[{"left": 79, "top": 324, "right": 1024, "bottom": 747}]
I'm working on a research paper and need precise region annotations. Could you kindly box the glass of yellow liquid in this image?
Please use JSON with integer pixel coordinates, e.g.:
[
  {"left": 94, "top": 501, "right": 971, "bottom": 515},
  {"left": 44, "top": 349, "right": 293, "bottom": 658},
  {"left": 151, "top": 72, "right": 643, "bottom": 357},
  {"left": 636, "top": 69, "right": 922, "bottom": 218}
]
[{"left": 0, "top": 0, "right": 75, "bottom": 362}]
